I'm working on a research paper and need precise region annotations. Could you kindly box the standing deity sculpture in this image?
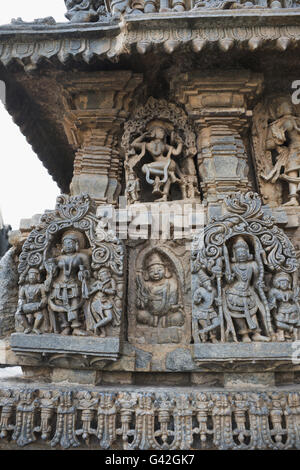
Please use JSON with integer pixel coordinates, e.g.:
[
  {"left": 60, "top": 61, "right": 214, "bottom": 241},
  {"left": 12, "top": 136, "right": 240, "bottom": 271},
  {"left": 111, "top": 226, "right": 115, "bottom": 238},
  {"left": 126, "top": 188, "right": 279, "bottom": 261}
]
[
  {"left": 192, "top": 192, "right": 299, "bottom": 343},
  {"left": 85, "top": 267, "right": 121, "bottom": 336},
  {"left": 223, "top": 237, "right": 270, "bottom": 343},
  {"left": 268, "top": 272, "right": 300, "bottom": 341},
  {"left": 136, "top": 251, "right": 184, "bottom": 328},
  {"left": 122, "top": 98, "right": 199, "bottom": 204},
  {"left": 253, "top": 97, "right": 300, "bottom": 206},
  {"left": 45, "top": 231, "right": 91, "bottom": 336},
  {"left": 192, "top": 270, "right": 220, "bottom": 343},
  {"left": 16, "top": 268, "right": 48, "bottom": 335},
  {"left": 16, "top": 194, "right": 125, "bottom": 339}
]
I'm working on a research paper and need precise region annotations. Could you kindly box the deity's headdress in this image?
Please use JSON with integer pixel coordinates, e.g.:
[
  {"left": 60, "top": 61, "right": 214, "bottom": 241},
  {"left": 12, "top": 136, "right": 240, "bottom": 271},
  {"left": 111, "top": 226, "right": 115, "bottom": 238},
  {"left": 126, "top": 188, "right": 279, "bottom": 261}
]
[
  {"left": 272, "top": 271, "right": 292, "bottom": 288},
  {"left": 61, "top": 230, "right": 85, "bottom": 250},
  {"left": 145, "top": 252, "right": 165, "bottom": 268},
  {"left": 143, "top": 251, "right": 171, "bottom": 280},
  {"left": 231, "top": 236, "right": 252, "bottom": 262}
]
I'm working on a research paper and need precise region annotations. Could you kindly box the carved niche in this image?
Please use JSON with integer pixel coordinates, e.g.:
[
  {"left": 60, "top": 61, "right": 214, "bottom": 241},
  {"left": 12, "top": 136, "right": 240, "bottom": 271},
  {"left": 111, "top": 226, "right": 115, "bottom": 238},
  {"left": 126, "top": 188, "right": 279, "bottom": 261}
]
[
  {"left": 12, "top": 194, "right": 125, "bottom": 363},
  {"left": 252, "top": 95, "right": 300, "bottom": 208},
  {"left": 122, "top": 97, "right": 200, "bottom": 204},
  {"left": 192, "top": 192, "right": 299, "bottom": 344},
  {"left": 128, "top": 241, "right": 191, "bottom": 344}
]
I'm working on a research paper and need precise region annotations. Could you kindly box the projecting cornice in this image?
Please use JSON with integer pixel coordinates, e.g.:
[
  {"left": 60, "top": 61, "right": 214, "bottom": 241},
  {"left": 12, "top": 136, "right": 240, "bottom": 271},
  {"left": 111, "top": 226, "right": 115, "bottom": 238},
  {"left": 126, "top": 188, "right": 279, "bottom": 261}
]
[{"left": 0, "top": 10, "right": 300, "bottom": 68}]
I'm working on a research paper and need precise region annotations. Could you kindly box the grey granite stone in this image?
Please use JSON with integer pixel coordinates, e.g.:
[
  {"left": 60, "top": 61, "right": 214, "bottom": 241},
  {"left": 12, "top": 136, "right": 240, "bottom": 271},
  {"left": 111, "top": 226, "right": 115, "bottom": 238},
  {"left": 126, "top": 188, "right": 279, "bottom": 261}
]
[
  {"left": 135, "top": 348, "right": 152, "bottom": 370},
  {"left": 11, "top": 333, "right": 120, "bottom": 359},
  {"left": 166, "top": 348, "right": 195, "bottom": 371},
  {"left": 0, "top": 248, "right": 18, "bottom": 337}
]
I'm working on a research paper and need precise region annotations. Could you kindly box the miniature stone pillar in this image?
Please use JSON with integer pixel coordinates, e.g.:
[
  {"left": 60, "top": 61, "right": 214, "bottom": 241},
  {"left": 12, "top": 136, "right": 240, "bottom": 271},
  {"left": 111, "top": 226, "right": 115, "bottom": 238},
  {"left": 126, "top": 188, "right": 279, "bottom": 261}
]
[
  {"left": 171, "top": 71, "right": 263, "bottom": 203},
  {"left": 62, "top": 72, "right": 143, "bottom": 205}
]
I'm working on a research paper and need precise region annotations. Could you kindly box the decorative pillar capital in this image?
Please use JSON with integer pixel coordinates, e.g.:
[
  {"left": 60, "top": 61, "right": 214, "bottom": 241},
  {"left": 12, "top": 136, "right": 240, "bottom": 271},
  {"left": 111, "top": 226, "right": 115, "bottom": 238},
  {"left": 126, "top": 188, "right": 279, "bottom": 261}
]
[
  {"left": 171, "top": 71, "right": 263, "bottom": 202},
  {"left": 62, "top": 71, "right": 143, "bottom": 205}
]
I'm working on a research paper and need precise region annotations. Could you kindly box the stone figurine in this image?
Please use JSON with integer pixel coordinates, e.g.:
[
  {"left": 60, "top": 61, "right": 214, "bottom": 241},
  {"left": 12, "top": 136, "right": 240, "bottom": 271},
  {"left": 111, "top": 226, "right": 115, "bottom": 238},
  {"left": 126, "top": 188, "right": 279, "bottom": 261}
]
[
  {"left": 260, "top": 98, "right": 300, "bottom": 206},
  {"left": 122, "top": 98, "right": 199, "bottom": 204},
  {"left": 16, "top": 268, "right": 48, "bottom": 335},
  {"left": 192, "top": 270, "right": 220, "bottom": 343},
  {"left": 85, "top": 267, "right": 121, "bottom": 336},
  {"left": 136, "top": 251, "right": 184, "bottom": 327},
  {"left": 130, "top": 121, "right": 185, "bottom": 202},
  {"left": 46, "top": 231, "right": 91, "bottom": 336},
  {"left": 223, "top": 236, "right": 270, "bottom": 343},
  {"left": 268, "top": 272, "right": 300, "bottom": 341},
  {"left": 65, "top": 0, "right": 107, "bottom": 22}
]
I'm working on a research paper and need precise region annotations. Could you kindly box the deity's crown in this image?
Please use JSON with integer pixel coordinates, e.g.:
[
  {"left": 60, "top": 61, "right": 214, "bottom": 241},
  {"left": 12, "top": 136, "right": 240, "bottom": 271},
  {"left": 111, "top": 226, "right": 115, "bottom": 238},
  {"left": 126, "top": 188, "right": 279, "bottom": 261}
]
[
  {"left": 145, "top": 252, "right": 164, "bottom": 268},
  {"left": 62, "top": 230, "right": 85, "bottom": 248},
  {"left": 232, "top": 236, "right": 249, "bottom": 251},
  {"left": 273, "top": 271, "right": 291, "bottom": 283},
  {"left": 146, "top": 119, "right": 173, "bottom": 133}
]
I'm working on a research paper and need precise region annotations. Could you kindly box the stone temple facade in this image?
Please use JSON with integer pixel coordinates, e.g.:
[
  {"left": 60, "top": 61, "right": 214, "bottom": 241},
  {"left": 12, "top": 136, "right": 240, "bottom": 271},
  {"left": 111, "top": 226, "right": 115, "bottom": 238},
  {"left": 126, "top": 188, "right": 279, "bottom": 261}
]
[{"left": 2, "top": 0, "right": 300, "bottom": 451}]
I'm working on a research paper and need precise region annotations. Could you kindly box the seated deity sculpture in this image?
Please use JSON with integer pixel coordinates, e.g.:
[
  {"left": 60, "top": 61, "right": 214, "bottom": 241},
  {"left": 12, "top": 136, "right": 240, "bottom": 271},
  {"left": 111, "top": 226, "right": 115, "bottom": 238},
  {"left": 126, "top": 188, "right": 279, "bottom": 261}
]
[
  {"left": 223, "top": 236, "right": 270, "bottom": 343},
  {"left": 268, "top": 272, "right": 300, "bottom": 341},
  {"left": 45, "top": 230, "right": 90, "bottom": 336},
  {"left": 86, "top": 267, "right": 120, "bottom": 336},
  {"left": 136, "top": 251, "right": 184, "bottom": 328},
  {"left": 16, "top": 268, "right": 48, "bottom": 335},
  {"left": 192, "top": 270, "right": 220, "bottom": 343}
]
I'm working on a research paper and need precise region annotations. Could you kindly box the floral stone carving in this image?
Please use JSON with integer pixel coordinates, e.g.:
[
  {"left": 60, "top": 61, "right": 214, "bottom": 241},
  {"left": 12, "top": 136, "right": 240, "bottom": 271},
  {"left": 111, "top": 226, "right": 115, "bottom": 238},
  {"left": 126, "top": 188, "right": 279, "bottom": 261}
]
[
  {"left": 13, "top": 193, "right": 125, "bottom": 361},
  {"left": 192, "top": 191, "right": 299, "bottom": 343}
]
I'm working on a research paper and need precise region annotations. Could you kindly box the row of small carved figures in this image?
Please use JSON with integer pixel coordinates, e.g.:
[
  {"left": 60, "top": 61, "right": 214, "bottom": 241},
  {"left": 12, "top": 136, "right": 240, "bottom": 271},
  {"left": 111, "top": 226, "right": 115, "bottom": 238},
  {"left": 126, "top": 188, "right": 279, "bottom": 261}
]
[{"left": 0, "top": 389, "right": 300, "bottom": 449}]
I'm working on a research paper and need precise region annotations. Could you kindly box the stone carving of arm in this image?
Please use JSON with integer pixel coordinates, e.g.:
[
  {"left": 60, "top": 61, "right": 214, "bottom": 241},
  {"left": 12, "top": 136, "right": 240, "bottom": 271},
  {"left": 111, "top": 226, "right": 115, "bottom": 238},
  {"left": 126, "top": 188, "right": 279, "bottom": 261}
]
[{"left": 136, "top": 274, "right": 149, "bottom": 309}]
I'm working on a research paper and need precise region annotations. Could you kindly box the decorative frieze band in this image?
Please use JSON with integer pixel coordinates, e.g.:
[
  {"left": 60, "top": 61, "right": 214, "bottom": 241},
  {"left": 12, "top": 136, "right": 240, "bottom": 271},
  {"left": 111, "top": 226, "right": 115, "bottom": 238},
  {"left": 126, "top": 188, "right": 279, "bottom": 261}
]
[{"left": 0, "top": 386, "right": 300, "bottom": 450}]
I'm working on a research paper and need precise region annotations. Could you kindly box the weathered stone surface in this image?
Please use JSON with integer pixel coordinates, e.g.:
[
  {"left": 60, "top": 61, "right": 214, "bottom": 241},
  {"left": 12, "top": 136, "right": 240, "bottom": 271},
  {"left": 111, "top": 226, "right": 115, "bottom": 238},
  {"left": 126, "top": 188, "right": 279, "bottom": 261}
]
[
  {"left": 11, "top": 333, "right": 120, "bottom": 359},
  {"left": 0, "top": 249, "right": 18, "bottom": 338},
  {"left": 165, "top": 347, "right": 195, "bottom": 371},
  {"left": 193, "top": 342, "right": 297, "bottom": 362},
  {"left": 224, "top": 372, "right": 275, "bottom": 389}
]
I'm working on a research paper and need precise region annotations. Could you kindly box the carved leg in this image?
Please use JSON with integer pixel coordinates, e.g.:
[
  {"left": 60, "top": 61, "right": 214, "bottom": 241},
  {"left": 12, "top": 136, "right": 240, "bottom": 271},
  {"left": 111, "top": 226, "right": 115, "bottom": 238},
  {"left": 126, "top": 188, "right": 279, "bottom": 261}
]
[{"left": 32, "top": 311, "right": 43, "bottom": 334}]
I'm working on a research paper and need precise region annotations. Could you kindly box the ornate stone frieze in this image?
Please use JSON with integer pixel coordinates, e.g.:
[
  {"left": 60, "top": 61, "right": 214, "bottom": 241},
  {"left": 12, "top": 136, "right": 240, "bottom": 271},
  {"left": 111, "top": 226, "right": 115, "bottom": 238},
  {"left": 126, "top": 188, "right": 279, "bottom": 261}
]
[
  {"left": 192, "top": 192, "right": 299, "bottom": 344},
  {"left": 122, "top": 97, "right": 199, "bottom": 203},
  {"left": 0, "top": 386, "right": 300, "bottom": 450},
  {"left": 12, "top": 193, "right": 125, "bottom": 362}
]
